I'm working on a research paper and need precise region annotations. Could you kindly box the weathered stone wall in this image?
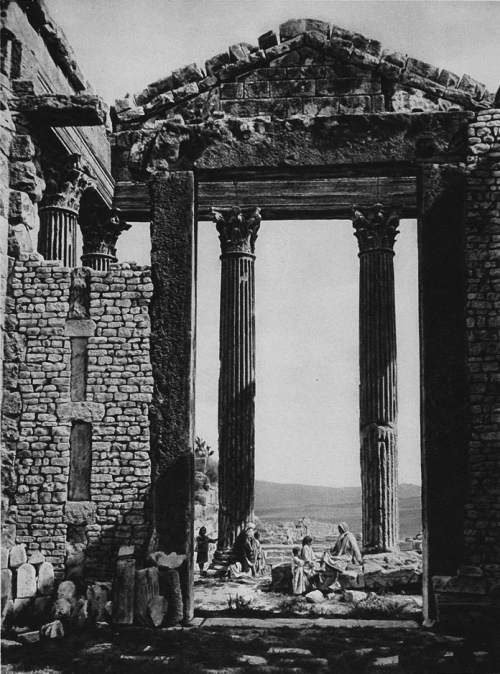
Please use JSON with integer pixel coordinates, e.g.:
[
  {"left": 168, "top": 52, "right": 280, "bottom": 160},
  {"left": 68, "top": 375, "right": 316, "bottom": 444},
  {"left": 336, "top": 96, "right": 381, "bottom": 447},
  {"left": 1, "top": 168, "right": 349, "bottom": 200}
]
[
  {"left": 2, "top": 256, "right": 153, "bottom": 580},
  {"left": 464, "top": 109, "right": 500, "bottom": 569}
]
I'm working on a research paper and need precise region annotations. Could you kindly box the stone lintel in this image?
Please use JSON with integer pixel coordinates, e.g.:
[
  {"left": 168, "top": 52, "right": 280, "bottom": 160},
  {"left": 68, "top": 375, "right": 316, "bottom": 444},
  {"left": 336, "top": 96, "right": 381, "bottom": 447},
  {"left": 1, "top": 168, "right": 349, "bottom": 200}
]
[
  {"left": 10, "top": 94, "right": 107, "bottom": 126},
  {"left": 64, "top": 319, "right": 96, "bottom": 337},
  {"left": 56, "top": 402, "right": 105, "bottom": 423}
]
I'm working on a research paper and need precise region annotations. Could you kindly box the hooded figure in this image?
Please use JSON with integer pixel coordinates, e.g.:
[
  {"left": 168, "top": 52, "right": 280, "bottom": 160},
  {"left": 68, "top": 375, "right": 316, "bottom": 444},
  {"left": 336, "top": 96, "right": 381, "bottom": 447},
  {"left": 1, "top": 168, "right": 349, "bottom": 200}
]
[
  {"left": 320, "top": 522, "right": 363, "bottom": 576},
  {"left": 233, "top": 523, "right": 258, "bottom": 575}
]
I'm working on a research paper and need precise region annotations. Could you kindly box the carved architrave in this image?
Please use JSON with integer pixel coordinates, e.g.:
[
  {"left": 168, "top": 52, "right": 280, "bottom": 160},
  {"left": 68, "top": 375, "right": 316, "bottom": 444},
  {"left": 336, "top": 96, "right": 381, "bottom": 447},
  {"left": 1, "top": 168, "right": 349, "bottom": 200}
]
[
  {"left": 352, "top": 203, "right": 400, "bottom": 254},
  {"left": 212, "top": 206, "right": 261, "bottom": 255},
  {"left": 40, "top": 153, "right": 96, "bottom": 213}
]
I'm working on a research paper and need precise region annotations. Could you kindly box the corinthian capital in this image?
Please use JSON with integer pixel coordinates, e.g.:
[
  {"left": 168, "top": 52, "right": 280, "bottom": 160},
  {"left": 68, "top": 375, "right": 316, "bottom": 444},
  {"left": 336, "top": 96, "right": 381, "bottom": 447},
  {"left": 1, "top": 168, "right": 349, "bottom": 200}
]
[
  {"left": 80, "top": 206, "right": 131, "bottom": 258},
  {"left": 352, "top": 203, "right": 400, "bottom": 253},
  {"left": 212, "top": 206, "right": 261, "bottom": 255},
  {"left": 41, "top": 154, "right": 96, "bottom": 212}
]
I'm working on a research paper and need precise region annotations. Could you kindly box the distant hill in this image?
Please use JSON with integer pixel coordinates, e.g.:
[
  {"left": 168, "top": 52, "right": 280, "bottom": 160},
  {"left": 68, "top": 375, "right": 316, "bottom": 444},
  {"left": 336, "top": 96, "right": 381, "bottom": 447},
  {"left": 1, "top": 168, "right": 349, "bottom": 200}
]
[{"left": 255, "top": 481, "right": 421, "bottom": 539}]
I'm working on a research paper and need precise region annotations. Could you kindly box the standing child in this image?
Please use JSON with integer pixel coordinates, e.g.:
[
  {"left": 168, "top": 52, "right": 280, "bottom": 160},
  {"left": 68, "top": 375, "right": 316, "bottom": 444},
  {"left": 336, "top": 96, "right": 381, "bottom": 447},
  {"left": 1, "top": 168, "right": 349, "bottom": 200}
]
[
  {"left": 195, "top": 527, "right": 217, "bottom": 577},
  {"left": 292, "top": 546, "right": 306, "bottom": 594}
]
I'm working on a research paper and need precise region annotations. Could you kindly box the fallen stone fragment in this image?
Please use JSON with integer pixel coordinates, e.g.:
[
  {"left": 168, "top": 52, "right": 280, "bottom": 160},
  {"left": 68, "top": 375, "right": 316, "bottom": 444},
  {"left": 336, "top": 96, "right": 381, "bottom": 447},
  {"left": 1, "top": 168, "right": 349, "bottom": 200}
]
[
  {"left": 113, "top": 558, "right": 135, "bottom": 625},
  {"left": 52, "top": 598, "right": 72, "bottom": 621},
  {"left": 374, "top": 655, "right": 399, "bottom": 667},
  {"left": 37, "top": 562, "right": 55, "bottom": 595},
  {"left": 40, "top": 620, "right": 64, "bottom": 639},
  {"left": 118, "top": 545, "right": 135, "bottom": 558},
  {"left": 135, "top": 567, "right": 159, "bottom": 625},
  {"left": 268, "top": 647, "right": 313, "bottom": 656},
  {"left": 9, "top": 545, "right": 27, "bottom": 569},
  {"left": 355, "top": 648, "right": 374, "bottom": 656},
  {"left": 1, "top": 548, "right": 9, "bottom": 569},
  {"left": 148, "top": 551, "right": 186, "bottom": 568},
  {"left": 1, "top": 639, "right": 22, "bottom": 650},
  {"left": 16, "top": 563, "right": 36, "bottom": 598},
  {"left": 305, "top": 590, "right": 324, "bottom": 603},
  {"left": 18, "top": 630, "right": 40, "bottom": 644},
  {"left": 237, "top": 654, "right": 268, "bottom": 665},
  {"left": 86, "top": 583, "right": 109, "bottom": 622},
  {"left": 344, "top": 590, "right": 367, "bottom": 602},
  {"left": 2, "top": 568, "right": 13, "bottom": 604},
  {"left": 148, "top": 596, "right": 168, "bottom": 627},
  {"left": 70, "top": 598, "right": 88, "bottom": 628},
  {"left": 57, "top": 580, "right": 77, "bottom": 604},
  {"left": 27, "top": 550, "right": 45, "bottom": 566}
]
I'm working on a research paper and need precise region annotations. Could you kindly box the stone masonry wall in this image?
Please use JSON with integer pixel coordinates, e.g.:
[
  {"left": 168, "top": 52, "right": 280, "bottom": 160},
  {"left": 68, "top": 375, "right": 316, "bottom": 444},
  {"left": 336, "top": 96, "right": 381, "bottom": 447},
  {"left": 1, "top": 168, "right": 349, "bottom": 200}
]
[
  {"left": 464, "top": 109, "right": 500, "bottom": 569},
  {"left": 2, "top": 256, "right": 153, "bottom": 581}
]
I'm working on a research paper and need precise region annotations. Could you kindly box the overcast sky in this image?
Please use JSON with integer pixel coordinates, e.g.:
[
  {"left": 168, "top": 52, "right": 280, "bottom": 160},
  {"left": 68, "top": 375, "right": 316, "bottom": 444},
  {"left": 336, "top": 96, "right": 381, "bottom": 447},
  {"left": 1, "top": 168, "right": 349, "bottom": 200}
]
[{"left": 45, "top": 1, "right": 498, "bottom": 487}]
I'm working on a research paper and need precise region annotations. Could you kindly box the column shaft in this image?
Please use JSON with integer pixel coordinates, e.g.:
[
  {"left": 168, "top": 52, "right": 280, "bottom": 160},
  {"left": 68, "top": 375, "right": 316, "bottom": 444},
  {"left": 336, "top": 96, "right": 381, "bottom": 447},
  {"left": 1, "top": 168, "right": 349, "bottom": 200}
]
[
  {"left": 354, "top": 204, "right": 400, "bottom": 552},
  {"left": 38, "top": 207, "right": 77, "bottom": 267},
  {"left": 218, "top": 253, "right": 256, "bottom": 549}
]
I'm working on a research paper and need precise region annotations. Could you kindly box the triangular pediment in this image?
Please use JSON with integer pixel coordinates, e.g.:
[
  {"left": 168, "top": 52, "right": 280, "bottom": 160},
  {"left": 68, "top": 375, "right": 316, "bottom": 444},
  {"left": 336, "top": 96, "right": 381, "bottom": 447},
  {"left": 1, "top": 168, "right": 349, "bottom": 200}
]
[{"left": 113, "top": 18, "right": 494, "bottom": 130}]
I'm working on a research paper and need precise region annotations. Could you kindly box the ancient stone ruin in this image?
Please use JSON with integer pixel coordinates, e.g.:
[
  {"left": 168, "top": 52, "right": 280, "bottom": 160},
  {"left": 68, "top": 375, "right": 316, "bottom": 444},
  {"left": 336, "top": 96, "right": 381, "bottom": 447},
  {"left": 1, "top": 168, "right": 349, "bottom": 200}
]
[{"left": 1, "top": 1, "right": 499, "bottom": 633}]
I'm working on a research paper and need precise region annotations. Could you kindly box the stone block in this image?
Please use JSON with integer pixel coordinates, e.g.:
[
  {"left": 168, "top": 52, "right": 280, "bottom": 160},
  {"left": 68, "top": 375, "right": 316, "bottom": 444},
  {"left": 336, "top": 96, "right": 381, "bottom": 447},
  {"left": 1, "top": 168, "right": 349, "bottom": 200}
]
[
  {"left": 113, "top": 558, "right": 135, "bottom": 625},
  {"left": 9, "top": 190, "right": 37, "bottom": 228},
  {"left": 279, "top": 19, "right": 329, "bottom": 43},
  {"left": 228, "top": 42, "right": 253, "bottom": 63},
  {"left": 338, "top": 95, "right": 372, "bottom": 114},
  {"left": 148, "top": 595, "right": 168, "bottom": 627},
  {"left": 338, "top": 569, "right": 365, "bottom": 589},
  {"left": 10, "top": 135, "right": 35, "bottom": 161},
  {"left": 34, "top": 596, "right": 53, "bottom": 621},
  {"left": 56, "top": 401, "right": 105, "bottom": 422},
  {"left": 134, "top": 567, "right": 159, "bottom": 626},
  {"left": 344, "top": 590, "right": 367, "bottom": 602},
  {"left": 316, "top": 78, "right": 381, "bottom": 96},
  {"left": 305, "top": 589, "right": 324, "bottom": 603},
  {"left": 148, "top": 551, "right": 185, "bottom": 569},
  {"left": 437, "top": 69, "right": 460, "bottom": 89},
  {"left": 2, "top": 569, "right": 13, "bottom": 604},
  {"left": 64, "top": 501, "right": 96, "bottom": 526},
  {"left": 52, "top": 598, "right": 72, "bottom": 621},
  {"left": 27, "top": 551, "right": 45, "bottom": 566},
  {"left": 16, "top": 563, "right": 36, "bottom": 598},
  {"left": 86, "top": 583, "right": 109, "bottom": 622},
  {"left": 205, "top": 51, "right": 230, "bottom": 76},
  {"left": 258, "top": 30, "right": 278, "bottom": 51},
  {"left": 405, "top": 57, "right": 440, "bottom": 82},
  {"left": 18, "top": 630, "right": 40, "bottom": 644},
  {"left": 458, "top": 565, "right": 483, "bottom": 577},
  {"left": 172, "top": 63, "right": 204, "bottom": 87},
  {"left": 57, "top": 580, "right": 77, "bottom": 603},
  {"left": 1, "top": 548, "right": 9, "bottom": 569},
  {"left": 65, "top": 319, "right": 96, "bottom": 337},
  {"left": 40, "top": 619, "right": 64, "bottom": 638},
  {"left": 37, "top": 562, "right": 55, "bottom": 596},
  {"left": 118, "top": 545, "right": 135, "bottom": 558},
  {"left": 70, "top": 598, "right": 88, "bottom": 628},
  {"left": 458, "top": 73, "right": 486, "bottom": 100},
  {"left": 161, "top": 569, "right": 183, "bottom": 625},
  {"left": 270, "top": 79, "right": 315, "bottom": 98},
  {"left": 13, "top": 597, "right": 34, "bottom": 620},
  {"left": 9, "top": 161, "right": 38, "bottom": 192}
]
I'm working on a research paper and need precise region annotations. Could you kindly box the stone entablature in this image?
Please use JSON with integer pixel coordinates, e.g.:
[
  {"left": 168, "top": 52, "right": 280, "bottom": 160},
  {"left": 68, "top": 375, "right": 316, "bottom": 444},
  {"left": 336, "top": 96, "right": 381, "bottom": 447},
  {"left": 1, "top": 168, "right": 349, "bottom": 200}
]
[{"left": 113, "top": 19, "right": 494, "bottom": 130}]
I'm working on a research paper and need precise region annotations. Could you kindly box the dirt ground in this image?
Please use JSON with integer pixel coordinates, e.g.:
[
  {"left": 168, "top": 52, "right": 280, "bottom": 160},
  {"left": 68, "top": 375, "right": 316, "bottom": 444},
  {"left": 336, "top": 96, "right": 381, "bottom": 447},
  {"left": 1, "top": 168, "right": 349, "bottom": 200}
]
[{"left": 2, "top": 575, "right": 499, "bottom": 674}]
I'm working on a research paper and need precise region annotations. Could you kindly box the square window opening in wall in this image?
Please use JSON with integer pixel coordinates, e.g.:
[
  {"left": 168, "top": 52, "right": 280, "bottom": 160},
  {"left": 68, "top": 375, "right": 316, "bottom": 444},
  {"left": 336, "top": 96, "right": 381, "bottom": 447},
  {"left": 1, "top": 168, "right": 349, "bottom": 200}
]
[{"left": 69, "top": 421, "right": 92, "bottom": 501}]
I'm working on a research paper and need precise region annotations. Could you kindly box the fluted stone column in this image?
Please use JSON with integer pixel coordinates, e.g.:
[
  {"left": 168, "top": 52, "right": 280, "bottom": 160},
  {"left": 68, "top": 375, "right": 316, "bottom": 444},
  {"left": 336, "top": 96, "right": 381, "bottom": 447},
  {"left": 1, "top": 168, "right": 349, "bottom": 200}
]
[
  {"left": 80, "top": 207, "right": 131, "bottom": 271},
  {"left": 212, "top": 206, "right": 261, "bottom": 552},
  {"left": 38, "top": 154, "right": 95, "bottom": 267},
  {"left": 353, "top": 203, "right": 400, "bottom": 552}
]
